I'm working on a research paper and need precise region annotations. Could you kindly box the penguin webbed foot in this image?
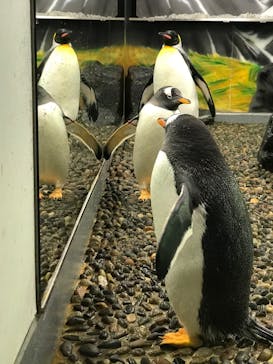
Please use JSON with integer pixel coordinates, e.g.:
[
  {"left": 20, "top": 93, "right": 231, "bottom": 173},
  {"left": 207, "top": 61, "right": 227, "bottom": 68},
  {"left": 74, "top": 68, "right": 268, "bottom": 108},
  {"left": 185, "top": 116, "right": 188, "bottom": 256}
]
[
  {"left": 160, "top": 328, "right": 202, "bottom": 348},
  {"left": 138, "top": 189, "right": 151, "bottom": 201},
  {"left": 49, "top": 187, "right": 63, "bottom": 200}
]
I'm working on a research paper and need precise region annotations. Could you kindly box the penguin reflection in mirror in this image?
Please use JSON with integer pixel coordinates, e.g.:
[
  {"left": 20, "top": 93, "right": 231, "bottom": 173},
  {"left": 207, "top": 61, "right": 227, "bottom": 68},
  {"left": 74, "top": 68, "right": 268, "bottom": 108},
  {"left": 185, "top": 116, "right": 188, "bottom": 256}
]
[
  {"left": 133, "top": 86, "right": 191, "bottom": 201},
  {"left": 37, "top": 28, "right": 81, "bottom": 121},
  {"left": 38, "top": 85, "right": 70, "bottom": 200},
  {"left": 141, "top": 30, "right": 215, "bottom": 122},
  {"left": 151, "top": 114, "right": 273, "bottom": 347}
]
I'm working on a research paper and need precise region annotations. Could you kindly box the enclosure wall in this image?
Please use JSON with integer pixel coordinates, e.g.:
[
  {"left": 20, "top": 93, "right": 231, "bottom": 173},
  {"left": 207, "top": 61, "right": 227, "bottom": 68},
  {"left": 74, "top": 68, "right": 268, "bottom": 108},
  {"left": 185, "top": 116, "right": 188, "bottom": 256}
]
[{"left": 0, "top": 0, "right": 37, "bottom": 363}]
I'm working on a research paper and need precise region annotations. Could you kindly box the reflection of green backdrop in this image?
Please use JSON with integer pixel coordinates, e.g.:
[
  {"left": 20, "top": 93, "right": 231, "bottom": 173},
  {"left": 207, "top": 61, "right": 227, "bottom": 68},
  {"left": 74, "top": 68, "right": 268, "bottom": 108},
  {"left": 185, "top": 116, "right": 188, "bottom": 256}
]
[{"left": 38, "top": 45, "right": 261, "bottom": 113}]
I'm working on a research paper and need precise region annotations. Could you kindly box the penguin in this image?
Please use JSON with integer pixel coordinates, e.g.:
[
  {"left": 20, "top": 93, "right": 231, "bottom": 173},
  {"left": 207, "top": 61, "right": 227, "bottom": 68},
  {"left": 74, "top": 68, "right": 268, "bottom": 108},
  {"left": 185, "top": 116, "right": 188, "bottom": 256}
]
[
  {"left": 38, "top": 28, "right": 80, "bottom": 120},
  {"left": 38, "top": 85, "right": 70, "bottom": 199},
  {"left": 38, "top": 85, "right": 102, "bottom": 199},
  {"left": 141, "top": 30, "right": 215, "bottom": 121},
  {"left": 150, "top": 113, "right": 273, "bottom": 347},
  {"left": 133, "top": 86, "right": 190, "bottom": 200}
]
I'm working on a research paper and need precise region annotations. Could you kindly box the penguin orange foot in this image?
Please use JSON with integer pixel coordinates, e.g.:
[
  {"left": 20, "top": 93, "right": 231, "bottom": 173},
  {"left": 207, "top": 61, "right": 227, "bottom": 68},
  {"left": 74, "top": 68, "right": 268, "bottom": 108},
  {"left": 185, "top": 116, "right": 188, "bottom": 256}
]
[
  {"left": 49, "top": 187, "right": 63, "bottom": 199},
  {"left": 161, "top": 328, "right": 202, "bottom": 348},
  {"left": 139, "top": 189, "right": 151, "bottom": 200}
]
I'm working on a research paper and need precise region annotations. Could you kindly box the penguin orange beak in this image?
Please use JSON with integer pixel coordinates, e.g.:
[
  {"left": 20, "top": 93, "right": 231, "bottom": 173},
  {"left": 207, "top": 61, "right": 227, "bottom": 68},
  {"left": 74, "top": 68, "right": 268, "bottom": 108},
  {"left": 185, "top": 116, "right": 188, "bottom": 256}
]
[
  {"left": 179, "top": 97, "right": 191, "bottom": 104},
  {"left": 157, "top": 118, "right": 167, "bottom": 128}
]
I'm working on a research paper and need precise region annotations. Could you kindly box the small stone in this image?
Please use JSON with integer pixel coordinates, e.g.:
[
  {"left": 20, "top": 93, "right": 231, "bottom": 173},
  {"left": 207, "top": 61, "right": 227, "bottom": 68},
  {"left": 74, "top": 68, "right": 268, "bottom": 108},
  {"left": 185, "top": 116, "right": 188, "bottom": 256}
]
[
  {"left": 257, "top": 348, "right": 273, "bottom": 361},
  {"left": 129, "top": 339, "right": 150, "bottom": 349},
  {"left": 98, "top": 340, "right": 122, "bottom": 349},
  {"left": 127, "top": 313, "right": 137, "bottom": 323},
  {"left": 159, "top": 301, "right": 170, "bottom": 311},
  {"left": 60, "top": 341, "right": 73, "bottom": 357},
  {"left": 79, "top": 343, "right": 100, "bottom": 357},
  {"left": 140, "top": 356, "right": 151, "bottom": 364},
  {"left": 131, "top": 348, "right": 146, "bottom": 356},
  {"left": 234, "top": 350, "right": 250, "bottom": 364},
  {"left": 109, "top": 355, "right": 125, "bottom": 363},
  {"left": 209, "top": 357, "right": 221, "bottom": 364}
]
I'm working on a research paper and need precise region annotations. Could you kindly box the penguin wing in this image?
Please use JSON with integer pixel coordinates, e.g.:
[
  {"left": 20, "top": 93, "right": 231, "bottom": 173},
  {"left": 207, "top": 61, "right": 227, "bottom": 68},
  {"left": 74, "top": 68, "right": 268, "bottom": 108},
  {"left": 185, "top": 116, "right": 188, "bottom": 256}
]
[
  {"left": 36, "top": 47, "right": 54, "bottom": 83},
  {"left": 156, "top": 183, "right": 194, "bottom": 280},
  {"left": 103, "top": 120, "right": 137, "bottom": 160},
  {"left": 139, "top": 75, "right": 154, "bottom": 111},
  {"left": 179, "top": 49, "right": 216, "bottom": 118},
  {"left": 80, "top": 79, "right": 99, "bottom": 122},
  {"left": 65, "top": 120, "right": 102, "bottom": 160}
]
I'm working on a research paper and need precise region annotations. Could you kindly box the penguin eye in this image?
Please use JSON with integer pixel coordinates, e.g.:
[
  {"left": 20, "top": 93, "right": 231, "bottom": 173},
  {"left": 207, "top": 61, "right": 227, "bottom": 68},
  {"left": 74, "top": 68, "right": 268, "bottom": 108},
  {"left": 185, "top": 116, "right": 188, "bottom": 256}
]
[{"left": 167, "top": 94, "right": 172, "bottom": 99}]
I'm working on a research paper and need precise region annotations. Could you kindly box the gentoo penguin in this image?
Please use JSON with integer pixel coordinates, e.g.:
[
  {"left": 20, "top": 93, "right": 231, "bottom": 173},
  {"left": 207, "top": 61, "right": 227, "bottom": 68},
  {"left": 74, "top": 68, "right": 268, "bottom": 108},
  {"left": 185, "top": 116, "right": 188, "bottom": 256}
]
[
  {"left": 151, "top": 113, "right": 273, "bottom": 346},
  {"left": 133, "top": 86, "right": 190, "bottom": 200},
  {"left": 141, "top": 30, "right": 215, "bottom": 121},
  {"left": 38, "top": 28, "right": 80, "bottom": 120},
  {"left": 38, "top": 85, "right": 102, "bottom": 199},
  {"left": 38, "top": 85, "right": 70, "bottom": 199}
]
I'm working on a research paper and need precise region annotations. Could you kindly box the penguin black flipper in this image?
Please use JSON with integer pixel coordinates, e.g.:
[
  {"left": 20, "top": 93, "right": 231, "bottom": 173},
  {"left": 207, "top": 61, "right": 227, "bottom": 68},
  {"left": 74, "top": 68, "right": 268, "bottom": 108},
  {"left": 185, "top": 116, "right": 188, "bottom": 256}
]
[
  {"left": 36, "top": 47, "right": 54, "bottom": 83},
  {"left": 156, "top": 183, "right": 195, "bottom": 280},
  {"left": 179, "top": 49, "right": 215, "bottom": 119},
  {"left": 65, "top": 119, "right": 102, "bottom": 160},
  {"left": 103, "top": 118, "right": 137, "bottom": 160},
  {"left": 139, "top": 74, "right": 154, "bottom": 111},
  {"left": 80, "top": 76, "right": 98, "bottom": 122}
]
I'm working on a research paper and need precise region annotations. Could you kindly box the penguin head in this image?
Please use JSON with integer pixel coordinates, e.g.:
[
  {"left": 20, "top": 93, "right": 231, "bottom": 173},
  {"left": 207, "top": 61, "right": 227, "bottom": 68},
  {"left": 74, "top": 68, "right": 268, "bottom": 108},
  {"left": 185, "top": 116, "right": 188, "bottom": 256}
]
[
  {"left": 54, "top": 28, "right": 72, "bottom": 44},
  {"left": 152, "top": 86, "right": 191, "bottom": 111},
  {"left": 158, "top": 30, "right": 181, "bottom": 46}
]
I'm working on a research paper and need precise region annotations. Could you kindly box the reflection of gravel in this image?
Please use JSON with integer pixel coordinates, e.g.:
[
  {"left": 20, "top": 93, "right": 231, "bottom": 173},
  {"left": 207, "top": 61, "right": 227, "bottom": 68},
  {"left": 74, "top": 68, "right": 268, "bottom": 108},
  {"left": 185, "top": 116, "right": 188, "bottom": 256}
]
[
  {"left": 54, "top": 122, "right": 273, "bottom": 363},
  {"left": 39, "top": 115, "right": 117, "bottom": 296}
]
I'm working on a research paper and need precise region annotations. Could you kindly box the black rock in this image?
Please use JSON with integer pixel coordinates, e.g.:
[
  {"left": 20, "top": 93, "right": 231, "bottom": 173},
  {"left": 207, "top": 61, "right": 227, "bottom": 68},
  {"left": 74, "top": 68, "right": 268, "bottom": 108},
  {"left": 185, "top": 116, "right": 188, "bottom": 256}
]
[
  {"left": 60, "top": 341, "right": 73, "bottom": 357},
  {"left": 125, "top": 65, "right": 154, "bottom": 119},
  {"left": 257, "top": 114, "right": 273, "bottom": 172},
  {"left": 249, "top": 64, "right": 273, "bottom": 112},
  {"left": 79, "top": 343, "right": 100, "bottom": 357},
  {"left": 98, "top": 339, "right": 122, "bottom": 349}
]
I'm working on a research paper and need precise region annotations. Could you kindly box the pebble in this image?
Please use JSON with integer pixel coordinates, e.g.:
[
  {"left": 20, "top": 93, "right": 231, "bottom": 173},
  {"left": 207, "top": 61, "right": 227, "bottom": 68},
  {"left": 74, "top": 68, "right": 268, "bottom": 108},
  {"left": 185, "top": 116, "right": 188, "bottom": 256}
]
[
  {"left": 60, "top": 341, "right": 73, "bottom": 357},
  {"left": 79, "top": 343, "right": 100, "bottom": 357},
  {"left": 257, "top": 348, "right": 273, "bottom": 361}
]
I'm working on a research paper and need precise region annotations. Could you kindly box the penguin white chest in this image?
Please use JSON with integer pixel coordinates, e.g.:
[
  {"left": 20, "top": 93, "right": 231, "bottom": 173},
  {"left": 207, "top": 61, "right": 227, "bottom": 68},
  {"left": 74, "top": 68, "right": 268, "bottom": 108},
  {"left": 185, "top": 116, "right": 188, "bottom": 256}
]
[
  {"left": 154, "top": 48, "right": 199, "bottom": 116},
  {"left": 165, "top": 205, "right": 206, "bottom": 338},
  {"left": 133, "top": 105, "right": 178, "bottom": 190},
  {"left": 38, "top": 101, "right": 70, "bottom": 187},
  {"left": 39, "top": 45, "right": 80, "bottom": 120},
  {"left": 151, "top": 150, "right": 206, "bottom": 338},
  {"left": 150, "top": 150, "right": 179, "bottom": 239}
]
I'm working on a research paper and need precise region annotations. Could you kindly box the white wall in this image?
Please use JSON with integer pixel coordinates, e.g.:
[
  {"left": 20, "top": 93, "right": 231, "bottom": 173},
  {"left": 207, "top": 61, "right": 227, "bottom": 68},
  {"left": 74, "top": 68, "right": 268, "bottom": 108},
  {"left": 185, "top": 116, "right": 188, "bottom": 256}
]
[{"left": 0, "top": 0, "right": 37, "bottom": 363}]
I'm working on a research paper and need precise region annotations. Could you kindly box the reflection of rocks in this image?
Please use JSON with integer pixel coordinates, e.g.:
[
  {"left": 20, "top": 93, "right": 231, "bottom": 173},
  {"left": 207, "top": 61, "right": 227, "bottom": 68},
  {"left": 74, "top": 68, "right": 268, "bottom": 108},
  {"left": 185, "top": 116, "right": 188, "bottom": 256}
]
[
  {"left": 81, "top": 60, "right": 124, "bottom": 125},
  {"left": 249, "top": 64, "right": 273, "bottom": 112},
  {"left": 258, "top": 114, "right": 273, "bottom": 172},
  {"left": 125, "top": 65, "right": 153, "bottom": 119}
]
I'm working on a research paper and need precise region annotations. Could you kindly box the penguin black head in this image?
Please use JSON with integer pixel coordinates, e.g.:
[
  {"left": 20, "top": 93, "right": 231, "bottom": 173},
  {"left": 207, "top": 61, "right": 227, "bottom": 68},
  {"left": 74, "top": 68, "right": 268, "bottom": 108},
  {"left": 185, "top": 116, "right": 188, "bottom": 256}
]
[
  {"left": 158, "top": 30, "right": 181, "bottom": 46},
  {"left": 151, "top": 86, "right": 191, "bottom": 111},
  {"left": 54, "top": 28, "right": 72, "bottom": 44}
]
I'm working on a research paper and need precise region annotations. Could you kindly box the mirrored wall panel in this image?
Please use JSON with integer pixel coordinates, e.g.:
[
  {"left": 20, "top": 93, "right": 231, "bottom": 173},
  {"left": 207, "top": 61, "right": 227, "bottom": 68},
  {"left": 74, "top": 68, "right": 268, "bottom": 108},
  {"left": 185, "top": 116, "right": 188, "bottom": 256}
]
[{"left": 36, "top": 14, "right": 124, "bottom": 302}]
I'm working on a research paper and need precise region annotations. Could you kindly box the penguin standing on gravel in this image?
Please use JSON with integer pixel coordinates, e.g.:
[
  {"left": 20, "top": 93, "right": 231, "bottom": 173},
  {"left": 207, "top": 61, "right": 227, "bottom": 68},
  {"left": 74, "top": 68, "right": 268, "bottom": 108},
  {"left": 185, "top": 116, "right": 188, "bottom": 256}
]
[
  {"left": 151, "top": 113, "right": 273, "bottom": 347},
  {"left": 133, "top": 86, "right": 190, "bottom": 200},
  {"left": 37, "top": 28, "right": 81, "bottom": 120},
  {"left": 38, "top": 85, "right": 70, "bottom": 200},
  {"left": 141, "top": 30, "right": 215, "bottom": 121}
]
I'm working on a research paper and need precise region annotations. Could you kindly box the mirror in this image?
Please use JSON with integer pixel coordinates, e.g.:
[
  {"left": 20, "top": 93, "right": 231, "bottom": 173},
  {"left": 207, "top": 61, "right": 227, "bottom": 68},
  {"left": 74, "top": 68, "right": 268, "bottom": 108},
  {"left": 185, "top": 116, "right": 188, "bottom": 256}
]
[
  {"left": 125, "top": 1, "right": 273, "bottom": 117},
  {"left": 36, "top": 3, "right": 125, "bottom": 303}
]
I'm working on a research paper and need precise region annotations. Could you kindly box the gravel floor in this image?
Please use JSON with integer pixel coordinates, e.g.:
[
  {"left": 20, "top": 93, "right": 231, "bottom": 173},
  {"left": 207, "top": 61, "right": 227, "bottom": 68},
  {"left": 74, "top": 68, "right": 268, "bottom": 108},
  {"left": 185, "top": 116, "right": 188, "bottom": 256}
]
[{"left": 52, "top": 121, "right": 273, "bottom": 364}]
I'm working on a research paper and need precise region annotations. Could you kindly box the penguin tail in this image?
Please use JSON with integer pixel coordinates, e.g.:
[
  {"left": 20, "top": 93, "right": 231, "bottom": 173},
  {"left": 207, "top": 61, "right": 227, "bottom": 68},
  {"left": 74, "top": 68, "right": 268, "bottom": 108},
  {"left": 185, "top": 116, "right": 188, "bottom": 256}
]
[{"left": 244, "top": 317, "right": 273, "bottom": 343}]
